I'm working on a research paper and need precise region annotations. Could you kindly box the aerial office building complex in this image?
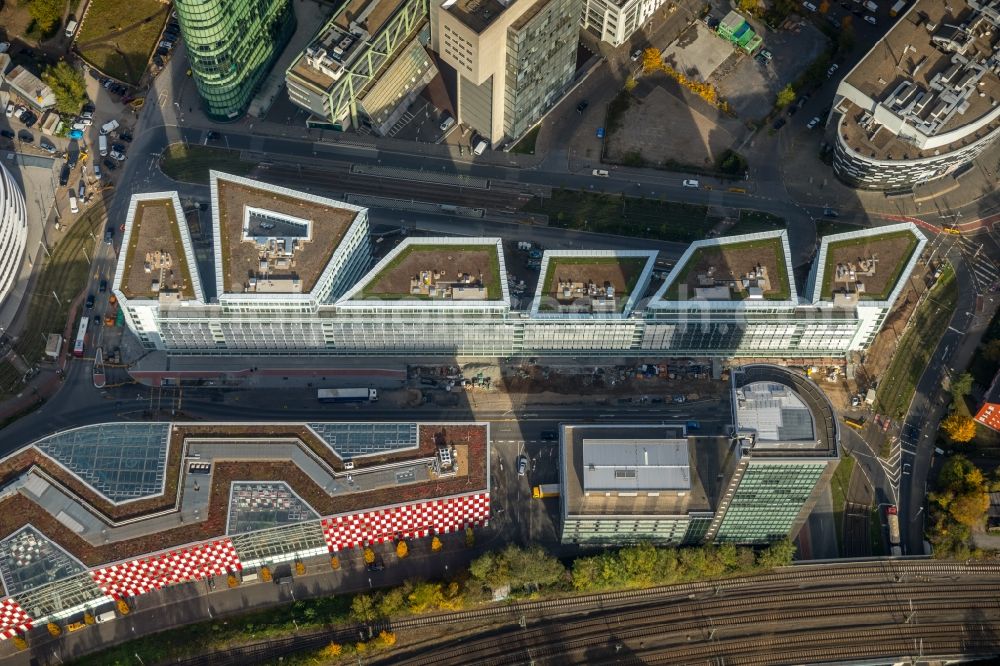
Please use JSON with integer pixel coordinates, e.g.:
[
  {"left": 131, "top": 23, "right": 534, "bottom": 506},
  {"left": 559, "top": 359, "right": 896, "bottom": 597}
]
[
  {"left": 831, "top": 0, "right": 1000, "bottom": 190},
  {"left": 114, "top": 173, "right": 925, "bottom": 359},
  {"left": 0, "top": 162, "right": 27, "bottom": 311},
  {"left": 175, "top": 0, "right": 296, "bottom": 120},
  {"left": 430, "top": 0, "right": 582, "bottom": 145},
  {"left": 285, "top": 0, "right": 433, "bottom": 133},
  {"left": 558, "top": 365, "right": 839, "bottom": 545},
  {"left": 0, "top": 421, "right": 489, "bottom": 637},
  {"left": 581, "top": 0, "right": 667, "bottom": 46}
]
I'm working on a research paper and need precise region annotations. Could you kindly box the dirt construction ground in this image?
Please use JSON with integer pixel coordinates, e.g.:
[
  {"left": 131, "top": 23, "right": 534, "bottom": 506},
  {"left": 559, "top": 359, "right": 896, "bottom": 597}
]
[{"left": 605, "top": 73, "right": 744, "bottom": 169}]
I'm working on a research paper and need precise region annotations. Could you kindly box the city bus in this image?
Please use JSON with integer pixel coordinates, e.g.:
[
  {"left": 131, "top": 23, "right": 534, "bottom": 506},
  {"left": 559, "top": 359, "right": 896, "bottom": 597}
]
[{"left": 73, "top": 316, "right": 88, "bottom": 357}]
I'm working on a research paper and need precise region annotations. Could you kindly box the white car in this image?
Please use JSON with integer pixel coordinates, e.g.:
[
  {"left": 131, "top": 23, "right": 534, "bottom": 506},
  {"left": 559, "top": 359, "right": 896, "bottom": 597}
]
[
  {"left": 109, "top": 149, "right": 126, "bottom": 161},
  {"left": 592, "top": 169, "right": 609, "bottom": 177},
  {"left": 807, "top": 116, "right": 821, "bottom": 129},
  {"left": 682, "top": 179, "right": 700, "bottom": 188},
  {"left": 439, "top": 116, "right": 455, "bottom": 132},
  {"left": 13, "top": 105, "right": 25, "bottom": 120},
  {"left": 827, "top": 63, "right": 840, "bottom": 78},
  {"left": 4, "top": 102, "right": 12, "bottom": 118},
  {"left": 864, "top": 14, "right": 877, "bottom": 23},
  {"left": 0, "top": 42, "right": 9, "bottom": 54}
]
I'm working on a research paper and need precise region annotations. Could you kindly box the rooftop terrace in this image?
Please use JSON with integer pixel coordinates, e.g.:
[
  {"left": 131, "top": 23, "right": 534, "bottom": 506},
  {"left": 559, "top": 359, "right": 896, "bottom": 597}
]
[
  {"left": 355, "top": 239, "right": 504, "bottom": 301},
  {"left": 213, "top": 173, "right": 361, "bottom": 296},
  {"left": 812, "top": 225, "right": 923, "bottom": 304},
  {"left": 119, "top": 197, "right": 197, "bottom": 301},
  {"left": 535, "top": 253, "right": 654, "bottom": 315},
  {"left": 659, "top": 234, "right": 792, "bottom": 302}
]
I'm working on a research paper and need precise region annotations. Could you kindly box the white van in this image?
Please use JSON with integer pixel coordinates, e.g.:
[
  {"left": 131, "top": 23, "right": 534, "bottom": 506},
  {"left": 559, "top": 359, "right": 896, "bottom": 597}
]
[
  {"left": 100, "top": 119, "right": 119, "bottom": 135},
  {"left": 682, "top": 179, "right": 700, "bottom": 188},
  {"left": 65, "top": 19, "right": 78, "bottom": 38},
  {"left": 68, "top": 193, "right": 79, "bottom": 214},
  {"left": 473, "top": 139, "right": 488, "bottom": 155},
  {"left": 95, "top": 611, "right": 116, "bottom": 623},
  {"left": 98, "top": 134, "right": 108, "bottom": 156},
  {"left": 592, "top": 169, "right": 609, "bottom": 177}
]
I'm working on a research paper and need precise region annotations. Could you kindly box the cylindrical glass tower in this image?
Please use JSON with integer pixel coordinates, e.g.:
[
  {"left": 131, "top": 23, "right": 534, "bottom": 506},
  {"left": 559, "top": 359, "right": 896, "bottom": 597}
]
[
  {"left": 175, "top": 0, "right": 297, "bottom": 121},
  {"left": 0, "top": 162, "right": 27, "bottom": 311}
]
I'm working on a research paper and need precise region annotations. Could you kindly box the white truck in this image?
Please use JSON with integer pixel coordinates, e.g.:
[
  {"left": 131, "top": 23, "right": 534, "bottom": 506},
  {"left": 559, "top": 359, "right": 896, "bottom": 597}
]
[
  {"left": 317, "top": 388, "right": 378, "bottom": 403},
  {"left": 98, "top": 134, "right": 108, "bottom": 156},
  {"left": 890, "top": 0, "right": 905, "bottom": 14}
]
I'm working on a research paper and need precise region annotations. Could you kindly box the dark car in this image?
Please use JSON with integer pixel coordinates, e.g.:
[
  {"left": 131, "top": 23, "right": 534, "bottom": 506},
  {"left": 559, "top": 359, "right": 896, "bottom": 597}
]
[
  {"left": 111, "top": 142, "right": 126, "bottom": 153},
  {"left": 89, "top": 69, "right": 103, "bottom": 80},
  {"left": 85, "top": 294, "right": 95, "bottom": 309},
  {"left": 93, "top": 315, "right": 101, "bottom": 325},
  {"left": 102, "top": 157, "right": 117, "bottom": 171},
  {"left": 772, "top": 118, "right": 786, "bottom": 130},
  {"left": 59, "top": 164, "right": 70, "bottom": 185},
  {"left": 206, "top": 130, "right": 220, "bottom": 141},
  {"left": 153, "top": 55, "right": 165, "bottom": 68},
  {"left": 576, "top": 100, "right": 589, "bottom": 113},
  {"left": 120, "top": 131, "right": 133, "bottom": 143},
  {"left": 17, "top": 130, "right": 33, "bottom": 143},
  {"left": 823, "top": 208, "right": 840, "bottom": 218},
  {"left": 0, "top": 129, "right": 13, "bottom": 140},
  {"left": 22, "top": 112, "right": 37, "bottom": 128},
  {"left": 156, "top": 46, "right": 169, "bottom": 57},
  {"left": 67, "top": 151, "right": 78, "bottom": 168},
  {"left": 99, "top": 279, "right": 107, "bottom": 293},
  {"left": 540, "top": 430, "right": 558, "bottom": 441},
  {"left": 82, "top": 102, "right": 96, "bottom": 113}
]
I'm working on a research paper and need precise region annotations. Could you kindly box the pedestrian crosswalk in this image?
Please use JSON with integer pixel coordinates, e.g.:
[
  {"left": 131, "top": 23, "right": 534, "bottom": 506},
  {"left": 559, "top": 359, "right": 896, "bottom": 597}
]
[{"left": 956, "top": 235, "right": 1000, "bottom": 293}]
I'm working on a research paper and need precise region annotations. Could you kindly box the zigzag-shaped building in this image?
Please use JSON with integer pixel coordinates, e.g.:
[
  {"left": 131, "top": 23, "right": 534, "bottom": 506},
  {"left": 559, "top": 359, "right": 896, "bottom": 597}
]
[{"left": 113, "top": 171, "right": 926, "bottom": 358}]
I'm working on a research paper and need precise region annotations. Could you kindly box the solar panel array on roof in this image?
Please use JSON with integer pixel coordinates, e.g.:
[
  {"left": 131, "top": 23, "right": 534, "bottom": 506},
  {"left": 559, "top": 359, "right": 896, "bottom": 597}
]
[
  {"left": 32, "top": 423, "right": 171, "bottom": 502},
  {"left": 0, "top": 526, "right": 87, "bottom": 597},
  {"left": 307, "top": 423, "right": 418, "bottom": 459}
]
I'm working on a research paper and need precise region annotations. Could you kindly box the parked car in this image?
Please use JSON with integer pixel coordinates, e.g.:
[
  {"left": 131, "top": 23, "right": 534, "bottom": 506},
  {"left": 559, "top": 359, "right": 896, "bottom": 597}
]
[
  {"left": 12, "top": 105, "right": 25, "bottom": 119},
  {"left": 864, "top": 14, "right": 877, "bottom": 23},
  {"left": 17, "top": 130, "right": 33, "bottom": 143},
  {"left": 102, "top": 157, "right": 117, "bottom": 171},
  {"left": 59, "top": 164, "right": 70, "bottom": 185},
  {"left": 516, "top": 455, "right": 528, "bottom": 477},
  {"left": 772, "top": 117, "right": 786, "bottom": 130},
  {"left": 438, "top": 116, "right": 455, "bottom": 132},
  {"left": 631, "top": 49, "right": 642, "bottom": 62},
  {"left": 78, "top": 181, "right": 85, "bottom": 199},
  {"left": 109, "top": 149, "right": 126, "bottom": 162},
  {"left": 22, "top": 112, "right": 37, "bottom": 128},
  {"left": 111, "top": 142, "right": 126, "bottom": 153},
  {"left": 806, "top": 116, "right": 821, "bottom": 129},
  {"left": 39, "top": 139, "right": 56, "bottom": 153},
  {"left": 540, "top": 430, "right": 558, "bottom": 441},
  {"left": 827, "top": 63, "right": 840, "bottom": 78},
  {"left": 0, "top": 42, "right": 9, "bottom": 53},
  {"left": 576, "top": 100, "right": 589, "bottom": 113},
  {"left": 119, "top": 130, "right": 133, "bottom": 143},
  {"left": 0, "top": 129, "right": 14, "bottom": 140},
  {"left": 4, "top": 102, "right": 12, "bottom": 118},
  {"left": 93, "top": 162, "right": 102, "bottom": 179}
]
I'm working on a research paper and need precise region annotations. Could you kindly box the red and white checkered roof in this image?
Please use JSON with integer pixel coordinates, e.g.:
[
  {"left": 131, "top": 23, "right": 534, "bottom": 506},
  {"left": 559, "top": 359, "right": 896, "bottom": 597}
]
[
  {"left": 90, "top": 539, "right": 242, "bottom": 598},
  {"left": 0, "top": 598, "right": 31, "bottom": 640},
  {"left": 322, "top": 492, "right": 490, "bottom": 551}
]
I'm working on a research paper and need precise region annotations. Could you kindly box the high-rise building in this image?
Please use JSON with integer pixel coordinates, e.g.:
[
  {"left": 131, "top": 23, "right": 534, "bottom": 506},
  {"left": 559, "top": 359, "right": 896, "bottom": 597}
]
[
  {"left": 430, "top": 0, "right": 581, "bottom": 145},
  {"left": 0, "top": 162, "right": 27, "bottom": 311},
  {"left": 581, "top": 0, "right": 668, "bottom": 47},
  {"left": 830, "top": 0, "right": 1000, "bottom": 190},
  {"left": 558, "top": 366, "right": 840, "bottom": 546},
  {"left": 175, "top": 0, "right": 296, "bottom": 120}
]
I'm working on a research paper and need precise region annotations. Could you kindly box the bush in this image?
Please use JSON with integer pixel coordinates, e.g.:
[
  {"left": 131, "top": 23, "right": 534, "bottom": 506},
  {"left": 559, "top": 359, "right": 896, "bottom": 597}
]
[
  {"left": 776, "top": 84, "right": 796, "bottom": 109},
  {"left": 330, "top": 556, "right": 341, "bottom": 570},
  {"left": 11, "top": 635, "right": 27, "bottom": 650},
  {"left": 465, "top": 527, "right": 475, "bottom": 548},
  {"left": 717, "top": 150, "right": 747, "bottom": 175},
  {"left": 260, "top": 566, "right": 272, "bottom": 583},
  {"left": 84, "top": 612, "right": 95, "bottom": 625},
  {"left": 227, "top": 574, "right": 239, "bottom": 588},
  {"left": 295, "top": 561, "right": 306, "bottom": 576},
  {"left": 47, "top": 622, "right": 62, "bottom": 637},
  {"left": 431, "top": 536, "right": 443, "bottom": 552},
  {"left": 116, "top": 599, "right": 130, "bottom": 615},
  {"left": 396, "top": 541, "right": 409, "bottom": 559},
  {"left": 377, "top": 630, "right": 397, "bottom": 648},
  {"left": 364, "top": 547, "right": 376, "bottom": 564}
]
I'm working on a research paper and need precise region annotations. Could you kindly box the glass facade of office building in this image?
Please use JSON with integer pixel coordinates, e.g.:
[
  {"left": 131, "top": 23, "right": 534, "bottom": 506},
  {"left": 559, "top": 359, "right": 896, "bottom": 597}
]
[
  {"left": 713, "top": 462, "right": 828, "bottom": 543},
  {"left": 175, "top": 0, "right": 296, "bottom": 120}
]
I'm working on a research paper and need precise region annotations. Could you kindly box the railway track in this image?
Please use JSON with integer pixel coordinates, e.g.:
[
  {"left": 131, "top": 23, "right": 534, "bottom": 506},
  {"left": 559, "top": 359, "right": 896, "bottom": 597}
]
[{"left": 379, "top": 561, "right": 1000, "bottom": 666}]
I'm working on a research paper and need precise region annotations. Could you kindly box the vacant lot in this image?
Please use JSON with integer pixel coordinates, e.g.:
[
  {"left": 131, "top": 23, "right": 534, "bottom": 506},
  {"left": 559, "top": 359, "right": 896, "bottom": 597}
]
[
  {"left": 822, "top": 230, "right": 918, "bottom": 300},
  {"left": 667, "top": 239, "right": 790, "bottom": 301},
  {"left": 542, "top": 257, "right": 648, "bottom": 313},
  {"left": 604, "top": 74, "right": 742, "bottom": 171},
  {"left": 363, "top": 247, "right": 501, "bottom": 300},
  {"left": 76, "top": 0, "right": 168, "bottom": 85},
  {"left": 524, "top": 190, "right": 720, "bottom": 243}
]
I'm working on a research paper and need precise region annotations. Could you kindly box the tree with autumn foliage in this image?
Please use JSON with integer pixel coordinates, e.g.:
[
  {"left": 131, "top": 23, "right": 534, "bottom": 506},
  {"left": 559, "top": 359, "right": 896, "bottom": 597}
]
[
  {"left": 928, "top": 454, "right": 991, "bottom": 557},
  {"left": 642, "top": 47, "right": 663, "bottom": 74},
  {"left": 378, "top": 630, "right": 398, "bottom": 648},
  {"left": 942, "top": 413, "right": 977, "bottom": 442},
  {"left": 322, "top": 642, "right": 343, "bottom": 657}
]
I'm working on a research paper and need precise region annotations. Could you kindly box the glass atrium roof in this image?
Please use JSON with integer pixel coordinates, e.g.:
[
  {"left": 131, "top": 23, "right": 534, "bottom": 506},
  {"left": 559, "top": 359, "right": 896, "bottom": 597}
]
[
  {"left": 307, "top": 423, "right": 418, "bottom": 459},
  {"left": 227, "top": 482, "right": 319, "bottom": 534},
  {"left": 0, "top": 526, "right": 88, "bottom": 597},
  {"left": 229, "top": 521, "right": 327, "bottom": 564},
  {"left": 32, "top": 423, "right": 171, "bottom": 502}
]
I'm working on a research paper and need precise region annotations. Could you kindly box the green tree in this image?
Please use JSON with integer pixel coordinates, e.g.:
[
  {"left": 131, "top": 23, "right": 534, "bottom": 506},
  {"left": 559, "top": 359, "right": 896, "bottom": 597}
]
[
  {"left": 504, "top": 545, "right": 565, "bottom": 589},
  {"left": 376, "top": 587, "right": 406, "bottom": 618},
  {"left": 42, "top": 62, "right": 88, "bottom": 116},
  {"left": 951, "top": 371, "right": 974, "bottom": 400},
  {"left": 28, "top": 0, "right": 64, "bottom": 37},
  {"left": 738, "top": 0, "right": 761, "bottom": 14},
  {"left": 350, "top": 594, "right": 377, "bottom": 623},
  {"left": 469, "top": 551, "right": 509, "bottom": 590},
  {"left": 407, "top": 581, "right": 445, "bottom": 613},
  {"left": 776, "top": 84, "right": 796, "bottom": 109},
  {"left": 755, "top": 538, "right": 796, "bottom": 569}
]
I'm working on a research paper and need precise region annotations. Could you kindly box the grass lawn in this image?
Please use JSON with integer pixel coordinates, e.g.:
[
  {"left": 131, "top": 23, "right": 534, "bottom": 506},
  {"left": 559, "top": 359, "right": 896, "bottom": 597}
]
[
  {"left": 76, "top": 0, "right": 168, "bottom": 85},
  {"left": 523, "top": 189, "right": 720, "bottom": 243},
  {"left": 830, "top": 453, "right": 855, "bottom": 550},
  {"left": 10, "top": 204, "right": 105, "bottom": 370},
  {"left": 510, "top": 126, "right": 540, "bottom": 155},
  {"left": 160, "top": 144, "right": 256, "bottom": 185},
  {"left": 726, "top": 210, "right": 786, "bottom": 235},
  {"left": 874, "top": 263, "right": 958, "bottom": 420},
  {"left": 815, "top": 220, "right": 866, "bottom": 237}
]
